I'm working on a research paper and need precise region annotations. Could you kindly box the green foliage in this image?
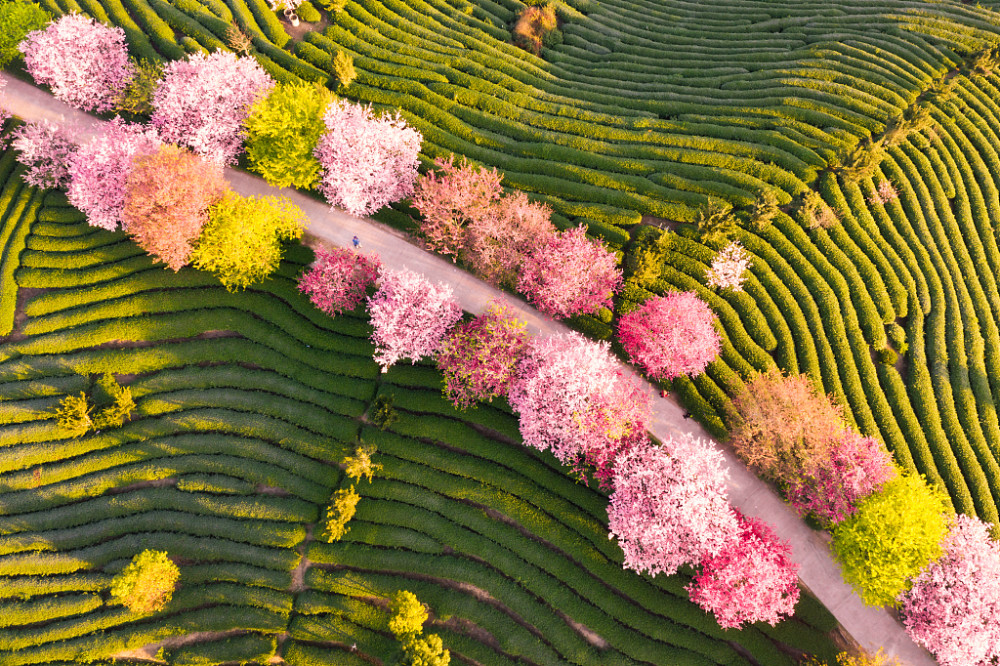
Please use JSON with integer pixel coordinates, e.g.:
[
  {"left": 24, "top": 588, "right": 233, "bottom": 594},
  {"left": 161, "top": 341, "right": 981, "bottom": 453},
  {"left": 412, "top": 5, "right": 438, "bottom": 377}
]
[
  {"left": 401, "top": 633, "right": 450, "bottom": 666},
  {"left": 244, "top": 81, "right": 333, "bottom": 189},
  {"left": 115, "top": 59, "right": 163, "bottom": 117},
  {"left": 832, "top": 474, "right": 952, "bottom": 607},
  {"left": 369, "top": 394, "right": 399, "bottom": 430},
  {"left": 625, "top": 230, "right": 671, "bottom": 288},
  {"left": 799, "top": 191, "right": 838, "bottom": 230},
  {"left": 748, "top": 189, "right": 780, "bottom": 231},
  {"left": 110, "top": 550, "right": 181, "bottom": 613},
  {"left": 333, "top": 49, "right": 356, "bottom": 89},
  {"left": 0, "top": 0, "right": 50, "bottom": 68},
  {"left": 836, "top": 140, "right": 884, "bottom": 183},
  {"left": 55, "top": 392, "right": 93, "bottom": 438},
  {"left": 875, "top": 347, "right": 897, "bottom": 365},
  {"left": 92, "top": 373, "right": 136, "bottom": 429},
  {"left": 296, "top": 0, "right": 321, "bottom": 21},
  {"left": 320, "top": 486, "right": 360, "bottom": 542},
  {"left": 315, "top": 0, "right": 346, "bottom": 12},
  {"left": 695, "top": 199, "right": 738, "bottom": 243},
  {"left": 389, "top": 589, "right": 427, "bottom": 638},
  {"left": 193, "top": 193, "right": 306, "bottom": 291},
  {"left": 343, "top": 444, "right": 382, "bottom": 483}
]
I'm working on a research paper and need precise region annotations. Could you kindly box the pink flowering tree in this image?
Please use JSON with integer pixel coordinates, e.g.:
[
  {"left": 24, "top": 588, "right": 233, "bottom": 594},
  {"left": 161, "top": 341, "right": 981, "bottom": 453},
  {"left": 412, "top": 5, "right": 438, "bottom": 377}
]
[
  {"left": 411, "top": 155, "right": 503, "bottom": 258},
  {"left": 11, "top": 119, "right": 77, "bottom": 189},
  {"left": 687, "top": 512, "right": 800, "bottom": 629},
  {"left": 367, "top": 268, "right": 462, "bottom": 372},
  {"left": 464, "top": 191, "right": 555, "bottom": 287},
  {"left": 67, "top": 118, "right": 161, "bottom": 231},
  {"left": 314, "top": 100, "right": 422, "bottom": 217},
  {"left": 508, "top": 332, "right": 651, "bottom": 488},
  {"left": 298, "top": 247, "right": 381, "bottom": 317},
  {"left": 607, "top": 434, "right": 739, "bottom": 577},
  {"left": 19, "top": 14, "right": 133, "bottom": 113},
  {"left": 436, "top": 303, "right": 528, "bottom": 410},
  {"left": 517, "top": 225, "right": 622, "bottom": 319},
  {"left": 898, "top": 514, "right": 1000, "bottom": 666},
  {"left": 151, "top": 51, "right": 274, "bottom": 165},
  {"left": 786, "top": 431, "right": 897, "bottom": 527},
  {"left": 618, "top": 291, "right": 721, "bottom": 381},
  {"left": 868, "top": 180, "right": 899, "bottom": 206},
  {"left": 705, "top": 240, "right": 751, "bottom": 292}
]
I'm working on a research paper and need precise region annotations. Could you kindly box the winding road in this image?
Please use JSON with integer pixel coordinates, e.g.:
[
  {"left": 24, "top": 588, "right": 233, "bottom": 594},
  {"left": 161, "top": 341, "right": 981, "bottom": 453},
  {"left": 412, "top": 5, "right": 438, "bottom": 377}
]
[{"left": 1, "top": 72, "right": 936, "bottom": 666}]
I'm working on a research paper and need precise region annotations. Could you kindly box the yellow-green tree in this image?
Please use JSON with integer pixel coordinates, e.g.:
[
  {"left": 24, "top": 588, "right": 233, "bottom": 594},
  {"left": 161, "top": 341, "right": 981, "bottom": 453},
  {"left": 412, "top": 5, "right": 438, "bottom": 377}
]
[
  {"left": 55, "top": 392, "right": 93, "bottom": 438},
  {"left": 343, "top": 444, "right": 382, "bottom": 484},
  {"left": 832, "top": 474, "right": 952, "bottom": 606},
  {"left": 244, "top": 81, "right": 333, "bottom": 189},
  {"left": 389, "top": 590, "right": 427, "bottom": 638},
  {"left": 320, "top": 486, "right": 360, "bottom": 542},
  {"left": 192, "top": 193, "right": 306, "bottom": 291},
  {"left": 110, "top": 550, "right": 181, "bottom": 613}
]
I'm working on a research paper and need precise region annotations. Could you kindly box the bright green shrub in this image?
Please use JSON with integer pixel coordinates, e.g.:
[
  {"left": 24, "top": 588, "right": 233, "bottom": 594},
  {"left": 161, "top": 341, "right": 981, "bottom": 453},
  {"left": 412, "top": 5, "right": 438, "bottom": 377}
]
[
  {"left": 245, "top": 82, "right": 332, "bottom": 189},
  {"left": 0, "top": 0, "right": 50, "bottom": 67},
  {"left": 832, "top": 474, "right": 951, "bottom": 607},
  {"left": 333, "top": 49, "right": 356, "bottom": 88},
  {"left": 55, "top": 392, "right": 93, "bottom": 438},
  {"left": 389, "top": 590, "right": 427, "bottom": 638},
  {"left": 110, "top": 549, "right": 181, "bottom": 613},
  {"left": 193, "top": 193, "right": 306, "bottom": 291},
  {"left": 320, "top": 486, "right": 360, "bottom": 542},
  {"left": 296, "top": 0, "right": 320, "bottom": 21}
]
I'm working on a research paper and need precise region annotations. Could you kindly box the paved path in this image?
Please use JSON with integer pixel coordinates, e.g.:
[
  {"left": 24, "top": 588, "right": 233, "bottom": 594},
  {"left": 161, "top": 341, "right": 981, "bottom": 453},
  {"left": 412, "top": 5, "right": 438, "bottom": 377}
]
[{"left": 1, "top": 73, "right": 936, "bottom": 665}]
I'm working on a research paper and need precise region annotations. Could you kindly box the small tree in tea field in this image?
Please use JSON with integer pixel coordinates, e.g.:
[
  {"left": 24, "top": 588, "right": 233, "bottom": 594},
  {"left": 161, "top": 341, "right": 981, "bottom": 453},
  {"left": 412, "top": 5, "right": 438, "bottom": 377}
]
[{"left": 110, "top": 550, "right": 180, "bottom": 613}]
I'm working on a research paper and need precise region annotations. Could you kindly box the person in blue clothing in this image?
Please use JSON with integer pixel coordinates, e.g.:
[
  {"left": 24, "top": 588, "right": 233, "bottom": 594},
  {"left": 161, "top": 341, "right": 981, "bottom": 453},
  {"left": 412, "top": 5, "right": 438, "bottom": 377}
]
[{"left": 352, "top": 235, "right": 361, "bottom": 248}]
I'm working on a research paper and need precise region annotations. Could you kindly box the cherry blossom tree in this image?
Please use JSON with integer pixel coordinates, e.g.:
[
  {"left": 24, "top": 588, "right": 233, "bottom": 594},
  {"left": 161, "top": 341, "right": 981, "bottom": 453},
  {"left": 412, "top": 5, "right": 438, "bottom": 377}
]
[
  {"left": 436, "top": 303, "right": 528, "bottom": 410},
  {"left": 411, "top": 155, "right": 502, "bottom": 258},
  {"left": 617, "top": 291, "right": 721, "bottom": 381},
  {"left": 314, "top": 99, "right": 422, "bottom": 216},
  {"left": 67, "top": 118, "right": 161, "bottom": 231},
  {"left": 898, "top": 514, "right": 1000, "bottom": 666},
  {"left": 367, "top": 268, "right": 462, "bottom": 372},
  {"left": 19, "top": 14, "right": 133, "bottom": 113},
  {"left": 151, "top": 50, "right": 274, "bottom": 165},
  {"left": 11, "top": 119, "right": 76, "bottom": 189},
  {"left": 868, "top": 180, "right": 899, "bottom": 206},
  {"left": 122, "top": 145, "right": 227, "bottom": 270},
  {"left": 687, "top": 512, "right": 800, "bottom": 629},
  {"left": 298, "top": 247, "right": 381, "bottom": 317},
  {"left": 464, "top": 191, "right": 554, "bottom": 287},
  {"left": 729, "top": 370, "right": 847, "bottom": 487},
  {"left": 705, "top": 240, "right": 751, "bottom": 292},
  {"left": 786, "top": 431, "right": 897, "bottom": 527},
  {"left": 517, "top": 225, "right": 622, "bottom": 319},
  {"left": 508, "top": 332, "right": 651, "bottom": 488},
  {"left": 607, "top": 434, "right": 739, "bottom": 577}
]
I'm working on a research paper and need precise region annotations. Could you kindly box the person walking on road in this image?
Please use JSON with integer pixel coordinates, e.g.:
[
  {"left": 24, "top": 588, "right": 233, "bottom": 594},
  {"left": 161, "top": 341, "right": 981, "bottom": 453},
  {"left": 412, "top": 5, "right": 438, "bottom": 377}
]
[{"left": 352, "top": 235, "right": 361, "bottom": 248}]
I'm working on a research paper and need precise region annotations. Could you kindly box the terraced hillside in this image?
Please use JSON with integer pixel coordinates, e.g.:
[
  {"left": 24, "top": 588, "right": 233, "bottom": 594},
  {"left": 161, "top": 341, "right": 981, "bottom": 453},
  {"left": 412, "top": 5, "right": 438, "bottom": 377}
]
[
  {"left": 0, "top": 156, "right": 841, "bottom": 665},
  {"left": 22, "top": 0, "right": 1000, "bottom": 530}
]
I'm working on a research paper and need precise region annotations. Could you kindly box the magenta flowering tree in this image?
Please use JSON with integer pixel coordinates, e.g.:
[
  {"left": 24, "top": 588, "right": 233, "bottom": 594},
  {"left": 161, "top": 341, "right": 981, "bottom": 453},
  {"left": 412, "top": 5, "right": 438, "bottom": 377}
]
[
  {"left": 786, "top": 431, "right": 897, "bottom": 526},
  {"left": 151, "top": 51, "right": 274, "bottom": 165},
  {"left": 607, "top": 434, "right": 739, "bottom": 577},
  {"left": 898, "top": 514, "right": 1000, "bottom": 666},
  {"left": 618, "top": 291, "right": 722, "bottom": 379},
  {"left": 508, "top": 332, "right": 651, "bottom": 488},
  {"left": 687, "top": 512, "right": 800, "bottom": 629},
  {"left": 66, "top": 118, "right": 161, "bottom": 231},
  {"left": 436, "top": 303, "right": 528, "bottom": 410},
  {"left": 618, "top": 291, "right": 721, "bottom": 381},
  {"left": 19, "top": 14, "right": 133, "bottom": 113},
  {"left": 464, "top": 191, "right": 555, "bottom": 288},
  {"left": 314, "top": 99, "right": 422, "bottom": 217},
  {"left": 11, "top": 119, "right": 77, "bottom": 189},
  {"left": 367, "top": 268, "right": 462, "bottom": 373},
  {"left": 298, "top": 247, "right": 381, "bottom": 317},
  {"left": 517, "top": 225, "right": 622, "bottom": 319}
]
